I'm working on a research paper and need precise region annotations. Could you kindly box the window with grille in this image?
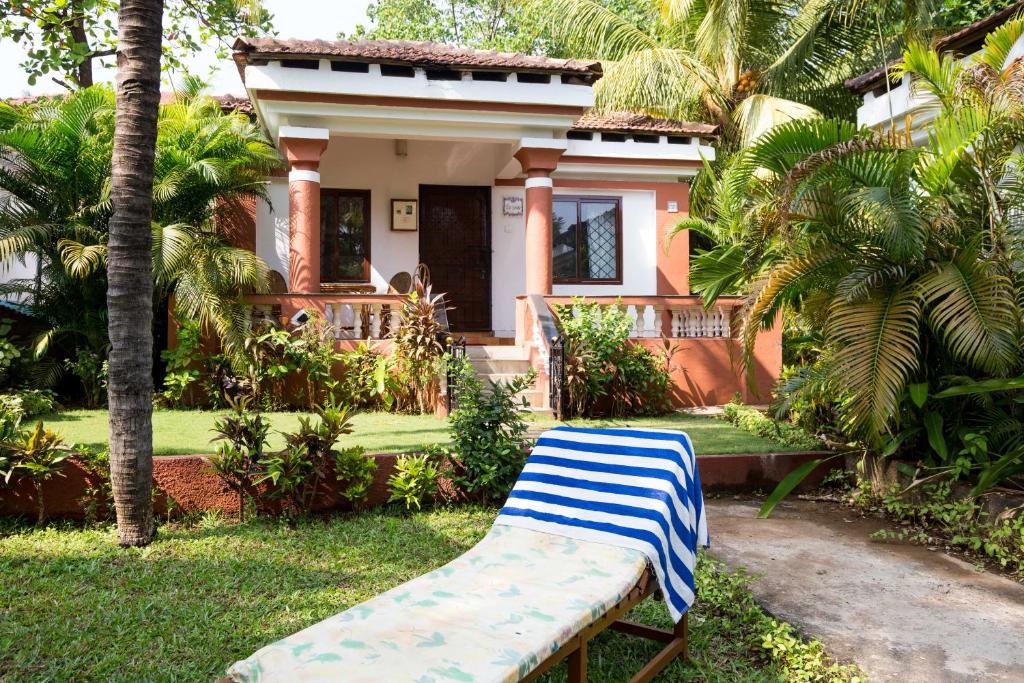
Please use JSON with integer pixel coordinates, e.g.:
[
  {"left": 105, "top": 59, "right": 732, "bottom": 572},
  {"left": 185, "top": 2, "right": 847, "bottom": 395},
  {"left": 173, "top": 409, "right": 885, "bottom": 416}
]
[
  {"left": 552, "top": 196, "right": 622, "bottom": 283},
  {"left": 321, "top": 189, "right": 371, "bottom": 282}
]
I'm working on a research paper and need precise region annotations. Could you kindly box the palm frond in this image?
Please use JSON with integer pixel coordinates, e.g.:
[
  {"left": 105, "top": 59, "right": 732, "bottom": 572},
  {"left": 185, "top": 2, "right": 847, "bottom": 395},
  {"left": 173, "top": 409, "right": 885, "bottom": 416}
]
[
  {"left": 918, "top": 254, "right": 1019, "bottom": 375},
  {"left": 58, "top": 240, "right": 107, "bottom": 278},
  {"left": 827, "top": 285, "right": 922, "bottom": 441}
]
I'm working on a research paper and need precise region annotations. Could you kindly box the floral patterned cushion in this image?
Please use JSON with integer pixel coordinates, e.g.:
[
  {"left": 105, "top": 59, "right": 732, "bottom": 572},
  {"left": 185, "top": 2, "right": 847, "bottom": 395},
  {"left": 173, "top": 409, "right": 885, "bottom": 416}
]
[{"left": 225, "top": 525, "right": 648, "bottom": 683}]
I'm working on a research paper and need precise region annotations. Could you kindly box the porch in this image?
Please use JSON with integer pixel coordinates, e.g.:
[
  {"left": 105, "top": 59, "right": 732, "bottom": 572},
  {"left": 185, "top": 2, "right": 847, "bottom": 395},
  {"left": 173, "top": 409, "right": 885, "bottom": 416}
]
[{"left": 230, "top": 37, "right": 778, "bottom": 409}]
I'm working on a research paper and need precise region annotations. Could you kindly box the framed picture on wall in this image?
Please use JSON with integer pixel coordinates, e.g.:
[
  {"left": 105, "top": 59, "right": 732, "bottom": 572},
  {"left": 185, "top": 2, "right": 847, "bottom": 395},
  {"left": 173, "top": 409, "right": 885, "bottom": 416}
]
[
  {"left": 503, "top": 195, "right": 524, "bottom": 216},
  {"left": 391, "top": 199, "right": 418, "bottom": 231}
]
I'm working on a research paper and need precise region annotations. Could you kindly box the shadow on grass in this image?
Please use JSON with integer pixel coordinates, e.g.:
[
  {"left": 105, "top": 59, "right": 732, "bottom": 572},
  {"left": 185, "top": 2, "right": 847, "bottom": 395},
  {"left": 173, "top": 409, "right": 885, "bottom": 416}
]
[{"left": 0, "top": 509, "right": 489, "bottom": 681}]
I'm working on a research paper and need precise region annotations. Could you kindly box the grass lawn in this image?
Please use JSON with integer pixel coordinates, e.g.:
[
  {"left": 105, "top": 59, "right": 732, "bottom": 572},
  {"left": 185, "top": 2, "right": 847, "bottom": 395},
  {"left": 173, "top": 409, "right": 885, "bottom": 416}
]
[
  {"left": 41, "top": 409, "right": 799, "bottom": 456},
  {"left": 0, "top": 508, "right": 857, "bottom": 682}
]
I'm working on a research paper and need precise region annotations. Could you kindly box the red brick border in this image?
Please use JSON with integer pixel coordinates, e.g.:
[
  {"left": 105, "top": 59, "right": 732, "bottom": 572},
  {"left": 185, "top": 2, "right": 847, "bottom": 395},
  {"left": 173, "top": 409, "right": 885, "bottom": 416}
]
[{"left": 0, "top": 450, "right": 838, "bottom": 521}]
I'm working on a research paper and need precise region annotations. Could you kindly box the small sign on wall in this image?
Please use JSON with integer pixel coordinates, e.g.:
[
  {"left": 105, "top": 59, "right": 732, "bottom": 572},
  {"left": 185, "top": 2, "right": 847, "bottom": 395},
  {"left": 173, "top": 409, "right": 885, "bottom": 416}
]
[
  {"left": 503, "top": 195, "right": 524, "bottom": 216},
  {"left": 391, "top": 199, "right": 418, "bottom": 231}
]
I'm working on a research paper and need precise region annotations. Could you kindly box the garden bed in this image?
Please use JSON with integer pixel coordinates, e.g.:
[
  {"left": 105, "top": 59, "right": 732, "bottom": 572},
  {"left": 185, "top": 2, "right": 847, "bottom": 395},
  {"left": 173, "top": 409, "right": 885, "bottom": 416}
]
[{"left": 0, "top": 508, "right": 859, "bottom": 682}]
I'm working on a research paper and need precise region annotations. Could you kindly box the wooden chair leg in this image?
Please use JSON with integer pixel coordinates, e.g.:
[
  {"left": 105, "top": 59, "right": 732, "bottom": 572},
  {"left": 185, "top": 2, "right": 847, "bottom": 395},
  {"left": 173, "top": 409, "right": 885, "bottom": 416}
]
[
  {"left": 629, "top": 614, "right": 689, "bottom": 683},
  {"left": 677, "top": 613, "right": 688, "bottom": 662},
  {"left": 568, "top": 639, "right": 588, "bottom": 683}
]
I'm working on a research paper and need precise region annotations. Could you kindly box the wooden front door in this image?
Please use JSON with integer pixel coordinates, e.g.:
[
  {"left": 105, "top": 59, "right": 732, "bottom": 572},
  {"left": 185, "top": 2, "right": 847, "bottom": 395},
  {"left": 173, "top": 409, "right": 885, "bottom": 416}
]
[{"left": 419, "top": 185, "right": 492, "bottom": 332}]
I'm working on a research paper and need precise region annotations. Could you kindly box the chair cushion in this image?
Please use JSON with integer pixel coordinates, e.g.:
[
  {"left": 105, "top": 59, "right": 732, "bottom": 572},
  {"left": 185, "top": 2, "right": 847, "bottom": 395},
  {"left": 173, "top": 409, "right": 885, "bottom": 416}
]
[{"left": 226, "top": 525, "right": 647, "bottom": 683}]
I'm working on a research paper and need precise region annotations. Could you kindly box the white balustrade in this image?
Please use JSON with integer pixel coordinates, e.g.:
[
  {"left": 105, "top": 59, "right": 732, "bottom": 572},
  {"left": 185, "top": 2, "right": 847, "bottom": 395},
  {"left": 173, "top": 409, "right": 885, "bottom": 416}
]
[{"left": 553, "top": 299, "right": 735, "bottom": 339}]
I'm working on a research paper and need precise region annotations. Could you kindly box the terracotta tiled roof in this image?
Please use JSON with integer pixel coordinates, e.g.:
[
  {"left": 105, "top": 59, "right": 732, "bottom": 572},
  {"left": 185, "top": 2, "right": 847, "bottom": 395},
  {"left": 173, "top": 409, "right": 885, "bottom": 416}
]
[
  {"left": 211, "top": 94, "right": 254, "bottom": 115},
  {"left": 572, "top": 111, "right": 717, "bottom": 136},
  {"left": 845, "top": 1, "right": 1024, "bottom": 93},
  {"left": 232, "top": 37, "right": 602, "bottom": 80}
]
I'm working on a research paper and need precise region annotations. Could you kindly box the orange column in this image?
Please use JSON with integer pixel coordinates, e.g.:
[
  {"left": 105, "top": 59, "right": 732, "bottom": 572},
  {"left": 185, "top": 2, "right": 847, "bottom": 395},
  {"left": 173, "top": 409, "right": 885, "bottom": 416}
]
[
  {"left": 280, "top": 130, "right": 329, "bottom": 294},
  {"left": 514, "top": 146, "right": 565, "bottom": 296},
  {"left": 655, "top": 182, "right": 691, "bottom": 296}
]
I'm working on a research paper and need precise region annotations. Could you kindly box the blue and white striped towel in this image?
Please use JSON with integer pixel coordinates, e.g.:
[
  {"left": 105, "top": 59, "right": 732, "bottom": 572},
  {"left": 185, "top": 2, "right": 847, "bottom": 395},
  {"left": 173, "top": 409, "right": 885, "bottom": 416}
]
[{"left": 494, "top": 426, "right": 709, "bottom": 622}]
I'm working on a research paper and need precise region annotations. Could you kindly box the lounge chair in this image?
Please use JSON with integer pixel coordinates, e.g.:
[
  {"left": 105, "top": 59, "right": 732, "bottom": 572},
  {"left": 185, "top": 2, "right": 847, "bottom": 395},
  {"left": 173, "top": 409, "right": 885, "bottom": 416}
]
[{"left": 224, "top": 427, "right": 708, "bottom": 683}]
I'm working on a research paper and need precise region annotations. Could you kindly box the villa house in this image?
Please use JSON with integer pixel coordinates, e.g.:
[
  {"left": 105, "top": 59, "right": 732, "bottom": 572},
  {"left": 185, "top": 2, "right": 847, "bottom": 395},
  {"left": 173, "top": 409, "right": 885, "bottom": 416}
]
[
  {"left": 846, "top": 2, "right": 1024, "bottom": 140},
  {"left": 222, "top": 38, "right": 781, "bottom": 410}
]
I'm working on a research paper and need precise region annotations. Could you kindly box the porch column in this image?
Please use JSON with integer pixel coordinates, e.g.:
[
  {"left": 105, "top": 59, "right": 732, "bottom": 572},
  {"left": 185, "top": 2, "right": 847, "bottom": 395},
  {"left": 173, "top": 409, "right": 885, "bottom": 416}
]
[
  {"left": 280, "top": 127, "right": 330, "bottom": 293},
  {"left": 514, "top": 142, "right": 566, "bottom": 296}
]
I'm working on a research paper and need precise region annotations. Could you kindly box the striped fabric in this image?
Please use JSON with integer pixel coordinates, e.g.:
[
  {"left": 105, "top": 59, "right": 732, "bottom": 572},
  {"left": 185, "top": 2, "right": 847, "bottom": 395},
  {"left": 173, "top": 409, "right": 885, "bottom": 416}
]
[{"left": 494, "top": 426, "right": 709, "bottom": 622}]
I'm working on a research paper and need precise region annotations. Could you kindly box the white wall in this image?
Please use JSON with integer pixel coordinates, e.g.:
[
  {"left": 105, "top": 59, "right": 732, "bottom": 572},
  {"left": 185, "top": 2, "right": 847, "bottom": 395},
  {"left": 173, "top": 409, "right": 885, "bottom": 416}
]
[
  {"left": 255, "top": 138, "right": 660, "bottom": 337},
  {"left": 0, "top": 253, "right": 38, "bottom": 302},
  {"left": 490, "top": 187, "right": 657, "bottom": 336}
]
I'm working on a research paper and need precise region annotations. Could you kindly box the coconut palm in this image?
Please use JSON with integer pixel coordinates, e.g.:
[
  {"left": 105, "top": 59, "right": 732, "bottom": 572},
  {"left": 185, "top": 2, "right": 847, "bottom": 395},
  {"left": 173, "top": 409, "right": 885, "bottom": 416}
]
[
  {"left": 0, "top": 84, "right": 279, "bottom": 371},
  {"left": 684, "top": 21, "right": 1024, "bottom": 470},
  {"left": 540, "top": 0, "right": 903, "bottom": 146}
]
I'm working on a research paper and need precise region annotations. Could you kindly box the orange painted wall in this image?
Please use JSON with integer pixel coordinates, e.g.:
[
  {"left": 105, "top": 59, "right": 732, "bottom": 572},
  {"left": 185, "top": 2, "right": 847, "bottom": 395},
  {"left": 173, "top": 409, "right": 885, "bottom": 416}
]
[{"left": 633, "top": 321, "right": 782, "bottom": 407}]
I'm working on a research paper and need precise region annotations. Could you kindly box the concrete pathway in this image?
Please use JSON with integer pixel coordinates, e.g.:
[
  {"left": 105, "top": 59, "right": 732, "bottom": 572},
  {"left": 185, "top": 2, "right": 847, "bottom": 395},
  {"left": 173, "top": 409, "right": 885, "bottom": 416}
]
[{"left": 706, "top": 497, "right": 1024, "bottom": 682}]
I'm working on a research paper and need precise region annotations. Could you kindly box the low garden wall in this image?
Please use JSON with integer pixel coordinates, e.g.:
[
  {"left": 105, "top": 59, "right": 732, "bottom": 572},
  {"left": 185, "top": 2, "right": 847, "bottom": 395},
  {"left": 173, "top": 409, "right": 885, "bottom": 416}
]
[{"left": 0, "top": 449, "right": 837, "bottom": 521}]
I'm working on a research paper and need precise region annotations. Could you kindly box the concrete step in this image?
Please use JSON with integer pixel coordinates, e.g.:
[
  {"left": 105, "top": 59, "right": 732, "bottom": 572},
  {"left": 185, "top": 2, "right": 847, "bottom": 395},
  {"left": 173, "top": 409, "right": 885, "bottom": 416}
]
[
  {"left": 476, "top": 371, "right": 534, "bottom": 385},
  {"left": 470, "top": 358, "right": 534, "bottom": 374},
  {"left": 466, "top": 345, "right": 530, "bottom": 361}
]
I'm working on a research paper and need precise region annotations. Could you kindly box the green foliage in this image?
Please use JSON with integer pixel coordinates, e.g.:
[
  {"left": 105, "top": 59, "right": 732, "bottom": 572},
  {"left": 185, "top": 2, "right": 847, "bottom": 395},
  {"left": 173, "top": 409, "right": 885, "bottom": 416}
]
[
  {"left": 935, "top": 0, "right": 1020, "bottom": 30},
  {"left": 333, "top": 342, "right": 398, "bottom": 411},
  {"left": 860, "top": 481, "right": 1024, "bottom": 578},
  {"left": 0, "top": 0, "right": 272, "bottom": 88},
  {"left": 540, "top": 0, "right": 897, "bottom": 149},
  {"left": 71, "top": 444, "right": 111, "bottom": 526},
  {"left": 350, "top": 0, "right": 653, "bottom": 56},
  {"left": 0, "top": 86, "right": 280, "bottom": 397},
  {"left": 554, "top": 298, "right": 671, "bottom": 418},
  {"left": 256, "top": 444, "right": 319, "bottom": 520},
  {"left": 159, "top": 313, "right": 203, "bottom": 408},
  {"left": 445, "top": 358, "right": 535, "bottom": 501},
  {"left": 64, "top": 349, "right": 107, "bottom": 408},
  {"left": 387, "top": 452, "right": 440, "bottom": 510},
  {"left": 292, "top": 313, "right": 343, "bottom": 409},
  {"left": 334, "top": 446, "right": 377, "bottom": 509},
  {"left": 0, "top": 389, "right": 58, "bottom": 420},
  {"left": 391, "top": 279, "right": 447, "bottom": 413},
  {"left": 0, "top": 318, "right": 23, "bottom": 384},
  {"left": 723, "top": 401, "right": 821, "bottom": 451},
  {"left": 259, "top": 401, "right": 356, "bottom": 519},
  {"left": 691, "top": 35, "right": 1024, "bottom": 498},
  {"left": 0, "top": 420, "right": 68, "bottom": 524},
  {"left": 208, "top": 396, "right": 270, "bottom": 521}
]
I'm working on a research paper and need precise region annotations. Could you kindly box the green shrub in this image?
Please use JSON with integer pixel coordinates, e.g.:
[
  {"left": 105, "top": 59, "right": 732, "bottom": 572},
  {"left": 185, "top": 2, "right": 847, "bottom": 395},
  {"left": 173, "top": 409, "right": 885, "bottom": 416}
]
[
  {"left": 0, "top": 318, "right": 22, "bottom": 385},
  {"left": 160, "top": 314, "right": 203, "bottom": 408},
  {"left": 334, "top": 446, "right": 377, "bottom": 508},
  {"left": 208, "top": 397, "right": 270, "bottom": 521},
  {"left": 862, "top": 481, "right": 1024, "bottom": 577},
  {"left": 64, "top": 350, "right": 108, "bottom": 408},
  {"left": 263, "top": 401, "right": 356, "bottom": 517},
  {"left": 0, "top": 389, "right": 58, "bottom": 419},
  {"left": 446, "top": 358, "right": 534, "bottom": 501},
  {"left": 388, "top": 452, "right": 439, "bottom": 510},
  {"left": 554, "top": 298, "right": 671, "bottom": 418},
  {"left": 73, "top": 444, "right": 112, "bottom": 526},
  {"left": 390, "top": 280, "right": 446, "bottom": 413},
  {"left": 0, "top": 421, "right": 68, "bottom": 524},
  {"left": 723, "top": 400, "right": 820, "bottom": 450},
  {"left": 332, "top": 342, "right": 398, "bottom": 411}
]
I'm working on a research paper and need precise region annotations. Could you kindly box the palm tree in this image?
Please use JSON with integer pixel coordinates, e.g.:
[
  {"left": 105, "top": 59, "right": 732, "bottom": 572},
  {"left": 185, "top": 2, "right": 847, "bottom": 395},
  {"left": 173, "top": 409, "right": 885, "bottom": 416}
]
[
  {"left": 684, "top": 21, "right": 1024, "bottom": 464},
  {"left": 0, "top": 86, "right": 278, "bottom": 378},
  {"left": 106, "top": 0, "right": 164, "bottom": 546},
  {"left": 540, "top": 0, "right": 897, "bottom": 146}
]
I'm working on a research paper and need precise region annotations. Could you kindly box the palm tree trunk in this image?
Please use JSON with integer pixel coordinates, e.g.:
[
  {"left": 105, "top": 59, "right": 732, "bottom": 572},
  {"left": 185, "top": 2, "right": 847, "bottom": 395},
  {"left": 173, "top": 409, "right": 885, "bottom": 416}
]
[{"left": 107, "top": 0, "right": 164, "bottom": 547}]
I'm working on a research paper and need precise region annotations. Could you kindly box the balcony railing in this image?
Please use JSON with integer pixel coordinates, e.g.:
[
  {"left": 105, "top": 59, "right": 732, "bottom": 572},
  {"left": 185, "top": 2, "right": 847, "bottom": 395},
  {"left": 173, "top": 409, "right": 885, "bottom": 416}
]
[
  {"left": 245, "top": 293, "right": 407, "bottom": 340},
  {"left": 543, "top": 295, "right": 740, "bottom": 339}
]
